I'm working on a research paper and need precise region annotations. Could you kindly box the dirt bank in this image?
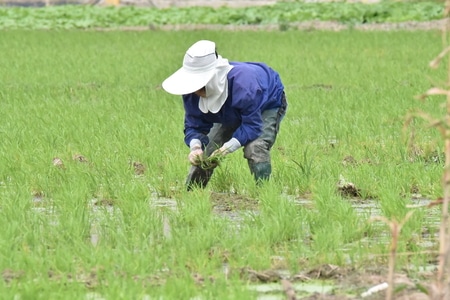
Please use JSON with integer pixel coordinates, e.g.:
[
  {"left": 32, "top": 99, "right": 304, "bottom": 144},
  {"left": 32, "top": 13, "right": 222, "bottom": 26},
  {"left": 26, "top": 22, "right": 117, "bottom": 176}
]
[{"left": 94, "top": 19, "right": 447, "bottom": 32}]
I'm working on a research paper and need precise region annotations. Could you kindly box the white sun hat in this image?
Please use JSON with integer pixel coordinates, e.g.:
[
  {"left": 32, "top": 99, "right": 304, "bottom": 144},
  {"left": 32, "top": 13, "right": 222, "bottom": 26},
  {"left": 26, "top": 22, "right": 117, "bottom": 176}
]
[{"left": 162, "top": 40, "right": 218, "bottom": 95}]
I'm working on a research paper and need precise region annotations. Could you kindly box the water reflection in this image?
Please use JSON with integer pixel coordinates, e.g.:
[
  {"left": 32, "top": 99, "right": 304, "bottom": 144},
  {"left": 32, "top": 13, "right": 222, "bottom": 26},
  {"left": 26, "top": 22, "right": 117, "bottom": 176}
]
[
  {"left": 150, "top": 196, "right": 177, "bottom": 239},
  {"left": 88, "top": 198, "right": 120, "bottom": 247},
  {"left": 248, "top": 281, "right": 334, "bottom": 300}
]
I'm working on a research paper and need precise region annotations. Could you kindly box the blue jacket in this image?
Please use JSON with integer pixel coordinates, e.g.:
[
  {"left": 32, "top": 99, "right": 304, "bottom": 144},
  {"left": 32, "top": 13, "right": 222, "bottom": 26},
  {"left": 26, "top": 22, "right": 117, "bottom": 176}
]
[{"left": 183, "top": 61, "right": 285, "bottom": 148}]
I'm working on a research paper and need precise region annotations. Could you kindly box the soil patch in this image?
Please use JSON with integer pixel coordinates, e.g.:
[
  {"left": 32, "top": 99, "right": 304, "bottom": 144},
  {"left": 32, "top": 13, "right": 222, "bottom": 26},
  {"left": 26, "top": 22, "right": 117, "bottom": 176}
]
[{"left": 210, "top": 191, "right": 259, "bottom": 212}]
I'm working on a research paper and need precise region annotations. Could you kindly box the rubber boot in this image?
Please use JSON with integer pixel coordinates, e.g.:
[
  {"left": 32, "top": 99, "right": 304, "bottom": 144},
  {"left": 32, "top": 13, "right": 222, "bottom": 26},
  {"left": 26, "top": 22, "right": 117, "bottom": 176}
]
[
  {"left": 248, "top": 162, "right": 272, "bottom": 185},
  {"left": 186, "top": 166, "right": 214, "bottom": 191}
]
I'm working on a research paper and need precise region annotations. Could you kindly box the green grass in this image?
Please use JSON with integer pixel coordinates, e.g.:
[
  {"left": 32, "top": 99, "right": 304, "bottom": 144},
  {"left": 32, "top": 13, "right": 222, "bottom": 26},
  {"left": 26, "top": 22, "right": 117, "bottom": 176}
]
[{"left": 0, "top": 29, "right": 446, "bottom": 298}]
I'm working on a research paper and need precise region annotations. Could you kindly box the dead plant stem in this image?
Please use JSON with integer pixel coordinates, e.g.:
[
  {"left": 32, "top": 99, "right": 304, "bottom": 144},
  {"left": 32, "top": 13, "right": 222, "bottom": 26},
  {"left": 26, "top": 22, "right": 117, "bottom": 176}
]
[
  {"left": 436, "top": 3, "right": 450, "bottom": 298},
  {"left": 386, "top": 222, "right": 398, "bottom": 300},
  {"left": 370, "top": 211, "right": 414, "bottom": 300}
]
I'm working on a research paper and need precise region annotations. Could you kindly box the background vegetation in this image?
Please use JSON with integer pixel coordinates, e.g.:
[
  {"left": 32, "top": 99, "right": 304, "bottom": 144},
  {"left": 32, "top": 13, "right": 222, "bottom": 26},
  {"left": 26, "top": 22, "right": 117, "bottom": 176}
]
[{"left": 0, "top": 0, "right": 446, "bottom": 29}]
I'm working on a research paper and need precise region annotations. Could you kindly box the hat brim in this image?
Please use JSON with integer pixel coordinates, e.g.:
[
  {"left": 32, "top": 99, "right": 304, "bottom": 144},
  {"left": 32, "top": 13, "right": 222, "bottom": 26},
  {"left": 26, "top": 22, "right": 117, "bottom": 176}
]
[{"left": 162, "top": 67, "right": 216, "bottom": 95}]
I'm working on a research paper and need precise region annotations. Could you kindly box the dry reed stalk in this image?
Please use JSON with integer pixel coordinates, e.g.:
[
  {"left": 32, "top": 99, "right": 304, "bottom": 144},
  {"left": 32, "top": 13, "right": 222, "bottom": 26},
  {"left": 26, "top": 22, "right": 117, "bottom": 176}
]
[
  {"left": 370, "top": 211, "right": 414, "bottom": 300},
  {"left": 281, "top": 279, "right": 297, "bottom": 300},
  {"left": 434, "top": 2, "right": 450, "bottom": 298},
  {"left": 412, "top": 2, "right": 450, "bottom": 298}
]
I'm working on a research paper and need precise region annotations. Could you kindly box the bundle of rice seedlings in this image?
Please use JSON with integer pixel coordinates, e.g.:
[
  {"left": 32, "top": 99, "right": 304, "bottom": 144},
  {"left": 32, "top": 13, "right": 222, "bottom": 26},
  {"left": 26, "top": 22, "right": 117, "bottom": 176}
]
[{"left": 195, "top": 154, "right": 225, "bottom": 170}]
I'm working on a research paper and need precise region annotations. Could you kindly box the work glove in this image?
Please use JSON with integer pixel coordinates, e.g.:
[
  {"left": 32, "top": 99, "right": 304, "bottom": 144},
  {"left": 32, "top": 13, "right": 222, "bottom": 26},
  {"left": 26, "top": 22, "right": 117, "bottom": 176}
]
[
  {"left": 211, "top": 138, "right": 241, "bottom": 157},
  {"left": 211, "top": 146, "right": 229, "bottom": 158},
  {"left": 188, "top": 147, "right": 204, "bottom": 166}
]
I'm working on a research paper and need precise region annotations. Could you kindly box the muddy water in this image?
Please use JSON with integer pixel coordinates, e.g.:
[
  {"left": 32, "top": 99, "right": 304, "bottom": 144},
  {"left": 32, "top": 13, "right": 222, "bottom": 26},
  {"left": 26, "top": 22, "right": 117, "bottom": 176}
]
[
  {"left": 31, "top": 192, "right": 441, "bottom": 256},
  {"left": 148, "top": 194, "right": 441, "bottom": 298},
  {"left": 249, "top": 281, "right": 334, "bottom": 300},
  {"left": 87, "top": 198, "right": 118, "bottom": 246},
  {"left": 148, "top": 194, "right": 441, "bottom": 254},
  {"left": 31, "top": 197, "right": 122, "bottom": 246},
  {"left": 30, "top": 193, "right": 441, "bottom": 299},
  {"left": 151, "top": 197, "right": 177, "bottom": 239}
]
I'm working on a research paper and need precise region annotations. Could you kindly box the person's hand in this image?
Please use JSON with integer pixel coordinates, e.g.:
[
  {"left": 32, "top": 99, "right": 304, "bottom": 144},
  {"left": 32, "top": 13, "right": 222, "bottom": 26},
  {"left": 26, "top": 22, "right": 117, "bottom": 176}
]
[
  {"left": 188, "top": 148, "right": 204, "bottom": 165},
  {"left": 211, "top": 146, "right": 229, "bottom": 158}
]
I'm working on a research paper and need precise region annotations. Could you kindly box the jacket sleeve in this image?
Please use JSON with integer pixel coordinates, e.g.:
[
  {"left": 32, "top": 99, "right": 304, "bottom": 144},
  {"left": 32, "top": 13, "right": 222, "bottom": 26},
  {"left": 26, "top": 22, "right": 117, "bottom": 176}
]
[{"left": 183, "top": 94, "right": 213, "bottom": 148}]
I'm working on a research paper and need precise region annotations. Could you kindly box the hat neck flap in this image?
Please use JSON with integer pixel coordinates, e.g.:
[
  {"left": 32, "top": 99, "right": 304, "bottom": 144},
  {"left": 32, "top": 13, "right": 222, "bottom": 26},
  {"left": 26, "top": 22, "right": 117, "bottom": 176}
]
[{"left": 199, "top": 56, "right": 233, "bottom": 114}]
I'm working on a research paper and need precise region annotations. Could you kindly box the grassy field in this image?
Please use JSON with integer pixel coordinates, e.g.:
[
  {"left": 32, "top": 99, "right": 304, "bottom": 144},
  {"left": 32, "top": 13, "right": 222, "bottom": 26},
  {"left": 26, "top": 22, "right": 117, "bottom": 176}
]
[{"left": 0, "top": 29, "right": 446, "bottom": 298}]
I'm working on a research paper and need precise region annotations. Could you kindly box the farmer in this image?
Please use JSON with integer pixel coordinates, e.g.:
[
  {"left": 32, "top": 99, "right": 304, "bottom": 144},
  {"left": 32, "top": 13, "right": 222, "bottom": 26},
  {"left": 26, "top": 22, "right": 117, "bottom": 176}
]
[{"left": 162, "top": 40, "right": 287, "bottom": 190}]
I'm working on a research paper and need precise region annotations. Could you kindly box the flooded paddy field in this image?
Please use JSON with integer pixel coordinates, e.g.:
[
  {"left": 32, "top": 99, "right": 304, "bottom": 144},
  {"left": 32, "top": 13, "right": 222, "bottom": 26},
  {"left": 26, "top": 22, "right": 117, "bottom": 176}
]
[
  {"left": 146, "top": 193, "right": 441, "bottom": 299},
  {"left": 24, "top": 187, "right": 442, "bottom": 299},
  {"left": 1, "top": 28, "right": 447, "bottom": 299},
  {"left": 23, "top": 190, "right": 440, "bottom": 299}
]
